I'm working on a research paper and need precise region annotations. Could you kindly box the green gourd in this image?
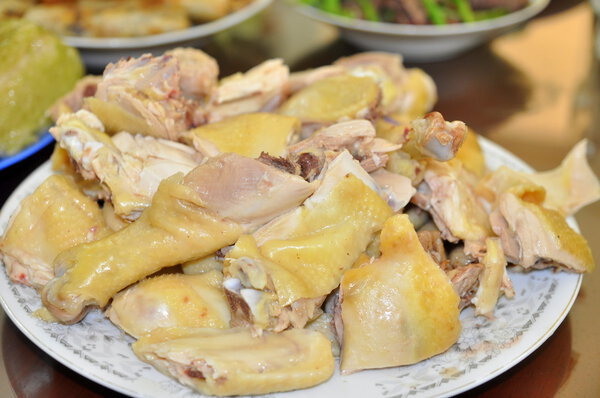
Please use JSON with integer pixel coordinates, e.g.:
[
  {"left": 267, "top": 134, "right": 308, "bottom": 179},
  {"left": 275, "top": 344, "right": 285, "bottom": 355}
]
[{"left": 0, "top": 19, "right": 83, "bottom": 155}]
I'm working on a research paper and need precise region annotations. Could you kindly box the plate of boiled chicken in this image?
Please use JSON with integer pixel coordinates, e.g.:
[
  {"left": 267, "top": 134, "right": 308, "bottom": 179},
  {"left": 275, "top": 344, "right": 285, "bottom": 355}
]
[{"left": 0, "top": 49, "right": 597, "bottom": 398}]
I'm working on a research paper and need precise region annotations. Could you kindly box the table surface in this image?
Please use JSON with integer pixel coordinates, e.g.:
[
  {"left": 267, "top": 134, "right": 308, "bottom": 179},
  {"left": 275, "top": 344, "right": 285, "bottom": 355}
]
[{"left": 1, "top": 1, "right": 600, "bottom": 397}]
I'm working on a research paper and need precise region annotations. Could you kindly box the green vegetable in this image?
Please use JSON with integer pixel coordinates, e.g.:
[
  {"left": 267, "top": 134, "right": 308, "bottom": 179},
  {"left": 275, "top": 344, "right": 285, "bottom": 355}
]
[
  {"left": 0, "top": 19, "right": 83, "bottom": 155},
  {"left": 306, "top": 0, "right": 513, "bottom": 25},
  {"left": 356, "top": 0, "right": 379, "bottom": 21},
  {"left": 453, "top": 0, "right": 475, "bottom": 22},
  {"left": 322, "top": 0, "right": 342, "bottom": 14},
  {"left": 423, "top": 0, "right": 448, "bottom": 24},
  {"left": 474, "top": 8, "right": 509, "bottom": 20}
]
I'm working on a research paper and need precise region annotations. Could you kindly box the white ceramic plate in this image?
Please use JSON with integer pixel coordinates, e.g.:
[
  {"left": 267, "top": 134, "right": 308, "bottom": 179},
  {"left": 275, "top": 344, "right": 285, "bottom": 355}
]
[
  {"left": 0, "top": 137, "right": 582, "bottom": 398},
  {"left": 292, "top": 0, "right": 550, "bottom": 62},
  {"left": 63, "top": 0, "right": 272, "bottom": 70}
]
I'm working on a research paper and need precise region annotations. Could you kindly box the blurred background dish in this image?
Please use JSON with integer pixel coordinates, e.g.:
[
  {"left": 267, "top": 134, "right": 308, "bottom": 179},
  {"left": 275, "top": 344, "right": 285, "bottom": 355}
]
[
  {"left": 291, "top": 0, "right": 550, "bottom": 62},
  {"left": 0, "top": 0, "right": 272, "bottom": 70},
  {"left": 64, "top": 0, "right": 272, "bottom": 70}
]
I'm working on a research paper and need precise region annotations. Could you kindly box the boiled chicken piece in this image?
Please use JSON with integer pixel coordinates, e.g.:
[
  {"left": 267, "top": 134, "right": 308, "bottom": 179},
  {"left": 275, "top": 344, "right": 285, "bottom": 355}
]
[
  {"left": 182, "top": 253, "right": 224, "bottom": 274},
  {"left": 278, "top": 74, "right": 381, "bottom": 127},
  {"left": 184, "top": 113, "right": 300, "bottom": 158},
  {"left": 454, "top": 128, "right": 486, "bottom": 177},
  {"left": 49, "top": 74, "right": 101, "bottom": 121},
  {"left": 86, "top": 48, "right": 218, "bottom": 139},
  {"left": 479, "top": 139, "right": 600, "bottom": 216},
  {"left": 286, "top": 65, "right": 346, "bottom": 94},
  {"left": 306, "top": 312, "right": 340, "bottom": 357},
  {"left": 51, "top": 110, "right": 202, "bottom": 219},
  {"left": 287, "top": 119, "right": 401, "bottom": 173},
  {"left": 338, "top": 214, "right": 461, "bottom": 374},
  {"left": 169, "top": 0, "right": 231, "bottom": 21},
  {"left": 472, "top": 238, "right": 514, "bottom": 318},
  {"left": 207, "top": 59, "right": 289, "bottom": 122},
  {"left": 0, "top": 175, "right": 109, "bottom": 289},
  {"left": 333, "top": 52, "right": 437, "bottom": 117},
  {"left": 402, "top": 112, "right": 467, "bottom": 162},
  {"left": 224, "top": 151, "right": 393, "bottom": 331},
  {"left": 490, "top": 192, "right": 595, "bottom": 272},
  {"left": 413, "top": 159, "right": 493, "bottom": 256},
  {"left": 41, "top": 153, "right": 316, "bottom": 323},
  {"left": 132, "top": 327, "right": 334, "bottom": 396},
  {"left": 370, "top": 168, "right": 416, "bottom": 212},
  {"left": 106, "top": 270, "right": 230, "bottom": 338}
]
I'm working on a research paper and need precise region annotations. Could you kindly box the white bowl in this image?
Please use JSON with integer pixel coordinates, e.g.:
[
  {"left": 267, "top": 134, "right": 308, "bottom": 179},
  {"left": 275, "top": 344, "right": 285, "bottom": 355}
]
[
  {"left": 293, "top": 0, "right": 550, "bottom": 62},
  {"left": 62, "top": 0, "right": 273, "bottom": 70}
]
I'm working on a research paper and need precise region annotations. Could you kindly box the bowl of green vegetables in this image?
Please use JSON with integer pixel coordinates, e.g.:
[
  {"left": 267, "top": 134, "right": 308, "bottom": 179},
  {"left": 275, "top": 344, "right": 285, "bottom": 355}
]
[{"left": 293, "top": 0, "right": 550, "bottom": 62}]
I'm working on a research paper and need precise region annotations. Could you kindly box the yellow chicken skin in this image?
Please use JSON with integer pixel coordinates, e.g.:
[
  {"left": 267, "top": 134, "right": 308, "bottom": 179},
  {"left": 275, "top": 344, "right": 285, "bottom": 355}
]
[
  {"left": 225, "top": 154, "right": 393, "bottom": 331},
  {"left": 491, "top": 192, "right": 595, "bottom": 273},
  {"left": 41, "top": 153, "right": 315, "bottom": 324},
  {"left": 0, "top": 174, "right": 110, "bottom": 289},
  {"left": 184, "top": 113, "right": 300, "bottom": 158},
  {"left": 278, "top": 74, "right": 380, "bottom": 124},
  {"left": 454, "top": 128, "right": 486, "bottom": 178},
  {"left": 339, "top": 214, "right": 461, "bottom": 374},
  {"left": 42, "top": 174, "right": 243, "bottom": 324},
  {"left": 106, "top": 270, "right": 230, "bottom": 338},
  {"left": 132, "top": 327, "right": 334, "bottom": 397},
  {"left": 479, "top": 139, "right": 600, "bottom": 217}
]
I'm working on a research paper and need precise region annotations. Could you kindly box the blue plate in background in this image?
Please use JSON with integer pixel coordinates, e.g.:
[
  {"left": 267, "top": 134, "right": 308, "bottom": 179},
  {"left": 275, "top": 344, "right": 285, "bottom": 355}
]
[{"left": 0, "top": 132, "right": 54, "bottom": 171}]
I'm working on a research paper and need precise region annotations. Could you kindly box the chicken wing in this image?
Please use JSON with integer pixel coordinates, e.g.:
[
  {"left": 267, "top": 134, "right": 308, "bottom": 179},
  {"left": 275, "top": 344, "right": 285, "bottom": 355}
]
[{"left": 132, "top": 327, "right": 334, "bottom": 396}]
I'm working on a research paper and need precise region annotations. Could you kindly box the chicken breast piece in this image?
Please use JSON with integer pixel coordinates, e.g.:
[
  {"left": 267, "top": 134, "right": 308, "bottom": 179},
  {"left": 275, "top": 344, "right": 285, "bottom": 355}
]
[
  {"left": 338, "top": 214, "right": 461, "bottom": 374},
  {"left": 41, "top": 153, "right": 316, "bottom": 324},
  {"left": 278, "top": 74, "right": 381, "bottom": 125},
  {"left": 132, "top": 327, "right": 334, "bottom": 397},
  {"left": 185, "top": 113, "right": 300, "bottom": 158},
  {"left": 0, "top": 175, "right": 109, "bottom": 289},
  {"left": 106, "top": 270, "right": 230, "bottom": 338}
]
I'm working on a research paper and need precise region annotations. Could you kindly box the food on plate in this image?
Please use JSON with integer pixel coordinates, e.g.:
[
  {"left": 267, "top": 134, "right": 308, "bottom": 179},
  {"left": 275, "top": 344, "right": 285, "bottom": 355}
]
[
  {"left": 132, "top": 327, "right": 335, "bottom": 396},
  {"left": 1, "top": 48, "right": 598, "bottom": 396},
  {"left": 224, "top": 151, "right": 394, "bottom": 331},
  {"left": 184, "top": 113, "right": 300, "bottom": 158},
  {"left": 338, "top": 214, "right": 461, "bottom": 373},
  {"left": 0, "top": 19, "right": 83, "bottom": 155},
  {"left": 490, "top": 192, "right": 595, "bottom": 272},
  {"left": 84, "top": 49, "right": 219, "bottom": 140},
  {"left": 3, "top": 0, "right": 254, "bottom": 38},
  {"left": 301, "top": 0, "right": 530, "bottom": 25},
  {"left": 106, "top": 270, "right": 230, "bottom": 338},
  {"left": 41, "top": 152, "right": 316, "bottom": 323},
  {"left": 0, "top": 174, "right": 109, "bottom": 289},
  {"left": 51, "top": 111, "right": 203, "bottom": 220}
]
